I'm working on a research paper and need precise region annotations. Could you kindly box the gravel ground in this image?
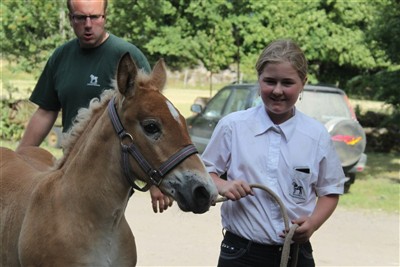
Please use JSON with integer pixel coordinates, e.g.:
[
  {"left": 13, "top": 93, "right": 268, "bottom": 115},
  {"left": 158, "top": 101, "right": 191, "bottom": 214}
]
[{"left": 126, "top": 193, "right": 399, "bottom": 267}]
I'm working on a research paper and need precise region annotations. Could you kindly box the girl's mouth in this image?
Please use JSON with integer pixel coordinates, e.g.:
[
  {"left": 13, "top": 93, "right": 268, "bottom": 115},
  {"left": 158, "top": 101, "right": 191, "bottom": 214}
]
[{"left": 270, "top": 97, "right": 286, "bottom": 102}]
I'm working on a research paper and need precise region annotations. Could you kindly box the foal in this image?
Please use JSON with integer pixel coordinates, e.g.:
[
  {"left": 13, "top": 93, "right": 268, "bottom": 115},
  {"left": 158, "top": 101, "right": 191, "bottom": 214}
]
[{"left": 1, "top": 53, "right": 218, "bottom": 266}]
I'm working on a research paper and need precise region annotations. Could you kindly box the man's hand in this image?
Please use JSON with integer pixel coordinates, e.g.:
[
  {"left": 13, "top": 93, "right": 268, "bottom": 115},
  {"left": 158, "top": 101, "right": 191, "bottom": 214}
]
[{"left": 149, "top": 186, "right": 173, "bottom": 213}]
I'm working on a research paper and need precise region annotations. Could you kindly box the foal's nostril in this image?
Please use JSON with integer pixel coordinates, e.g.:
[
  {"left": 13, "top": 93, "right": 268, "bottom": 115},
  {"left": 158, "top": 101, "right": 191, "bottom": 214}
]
[{"left": 193, "top": 186, "right": 211, "bottom": 206}]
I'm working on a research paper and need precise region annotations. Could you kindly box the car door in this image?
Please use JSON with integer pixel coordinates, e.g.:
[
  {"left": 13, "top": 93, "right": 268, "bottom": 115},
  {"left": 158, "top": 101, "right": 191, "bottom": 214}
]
[{"left": 188, "top": 86, "right": 252, "bottom": 153}]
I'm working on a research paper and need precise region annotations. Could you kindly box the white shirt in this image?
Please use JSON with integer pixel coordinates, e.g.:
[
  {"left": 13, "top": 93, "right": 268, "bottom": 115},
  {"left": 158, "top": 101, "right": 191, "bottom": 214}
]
[{"left": 202, "top": 105, "right": 345, "bottom": 245}]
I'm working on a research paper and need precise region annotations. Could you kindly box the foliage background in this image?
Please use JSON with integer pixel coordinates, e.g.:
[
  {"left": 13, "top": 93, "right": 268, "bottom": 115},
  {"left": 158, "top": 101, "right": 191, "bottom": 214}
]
[
  {"left": 1, "top": 1, "right": 399, "bottom": 91},
  {"left": 1, "top": 0, "right": 399, "bottom": 149}
]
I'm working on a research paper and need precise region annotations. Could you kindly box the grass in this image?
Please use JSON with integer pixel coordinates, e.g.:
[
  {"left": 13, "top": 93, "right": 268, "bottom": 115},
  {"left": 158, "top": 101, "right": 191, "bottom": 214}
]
[
  {"left": 339, "top": 153, "right": 399, "bottom": 213},
  {"left": 1, "top": 59, "right": 37, "bottom": 99},
  {"left": 164, "top": 88, "right": 215, "bottom": 118}
]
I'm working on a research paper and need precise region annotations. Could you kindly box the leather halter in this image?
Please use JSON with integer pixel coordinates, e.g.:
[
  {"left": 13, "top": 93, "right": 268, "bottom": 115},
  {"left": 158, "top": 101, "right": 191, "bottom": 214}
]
[{"left": 107, "top": 96, "right": 198, "bottom": 192}]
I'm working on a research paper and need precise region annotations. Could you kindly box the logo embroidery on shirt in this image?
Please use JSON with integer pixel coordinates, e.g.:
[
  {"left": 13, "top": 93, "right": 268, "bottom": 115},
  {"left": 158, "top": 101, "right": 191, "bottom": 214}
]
[
  {"left": 289, "top": 181, "right": 306, "bottom": 200},
  {"left": 87, "top": 74, "right": 100, "bottom": 87}
]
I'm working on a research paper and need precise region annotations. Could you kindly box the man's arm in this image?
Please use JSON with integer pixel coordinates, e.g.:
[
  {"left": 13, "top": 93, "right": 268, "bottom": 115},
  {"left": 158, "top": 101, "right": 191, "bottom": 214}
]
[{"left": 16, "top": 107, "right": 58, "bottom": 152}]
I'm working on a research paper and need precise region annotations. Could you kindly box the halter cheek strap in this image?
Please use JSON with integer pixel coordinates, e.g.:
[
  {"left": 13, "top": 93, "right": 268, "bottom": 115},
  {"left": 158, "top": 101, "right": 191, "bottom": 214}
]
[{"left": 107, "top": 96, "right": 198, "bottom": 192}]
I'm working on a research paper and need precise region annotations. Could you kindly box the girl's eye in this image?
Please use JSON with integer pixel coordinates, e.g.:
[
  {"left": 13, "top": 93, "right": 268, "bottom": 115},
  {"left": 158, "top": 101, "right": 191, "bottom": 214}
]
[
  {"left": 282, "top": 81, "right": 295, "bottom": 86},
  {"left": 264, "top": 79, "right": 276, "bottom": 85}
]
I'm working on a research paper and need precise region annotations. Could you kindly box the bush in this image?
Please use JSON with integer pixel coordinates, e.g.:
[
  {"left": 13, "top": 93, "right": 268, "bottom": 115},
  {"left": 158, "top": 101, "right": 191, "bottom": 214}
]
[
  {"left": 0, "top": 99, "right": 36, "bottom": 141},
  {"left": 0, "top": 100, "right": 23, "bottom": 140},
  {"left": 357, "top": 110, "right": 400, "bottom": 153},
  {"left": 347, "top": 70, "right": 400, "bottom": 109}
]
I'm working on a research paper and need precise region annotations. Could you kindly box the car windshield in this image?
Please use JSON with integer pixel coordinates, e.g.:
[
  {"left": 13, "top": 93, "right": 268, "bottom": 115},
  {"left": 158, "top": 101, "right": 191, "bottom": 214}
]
[
  {"left": 296, "top": 91, "right": 352, "bottom": 123},
  {"left": 203, "top": 87, "right": 250, "bottom": 118}
]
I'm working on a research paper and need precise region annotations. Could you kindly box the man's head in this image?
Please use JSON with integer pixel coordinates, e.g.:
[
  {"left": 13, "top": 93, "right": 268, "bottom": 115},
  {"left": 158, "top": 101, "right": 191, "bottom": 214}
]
[{"left": 67, "top": 0, "right": 108, "bottom": 48}]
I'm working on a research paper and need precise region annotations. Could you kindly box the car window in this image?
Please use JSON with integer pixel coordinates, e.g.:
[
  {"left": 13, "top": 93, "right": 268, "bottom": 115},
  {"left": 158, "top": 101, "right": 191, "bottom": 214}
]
[
  {"left": 222, "top": 88, "right": 250, "bottom": 116},
  {"left": 296, "top": 91, "right": 352, "bottom": 123},
  {"left": 203, "top": 87, "right": 251, "bottom": 119},
  {"left": 203, "top": 89, "right": 231, "bottom": 118}
]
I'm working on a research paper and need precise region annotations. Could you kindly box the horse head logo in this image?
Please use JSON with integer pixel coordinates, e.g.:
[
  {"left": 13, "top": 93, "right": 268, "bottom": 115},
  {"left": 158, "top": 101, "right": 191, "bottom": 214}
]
[
  {"left": 292, "top": 181, "right": 304, "bottom": 196},
  {"left": 87, "top": 74, "right": 100, "bottom": 86}
]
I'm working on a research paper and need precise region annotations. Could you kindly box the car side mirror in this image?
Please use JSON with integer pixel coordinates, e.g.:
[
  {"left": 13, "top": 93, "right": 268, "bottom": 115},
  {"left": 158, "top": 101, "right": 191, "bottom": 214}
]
[{"left": 191, "top": 104, "right": 203, "bottom": 114}]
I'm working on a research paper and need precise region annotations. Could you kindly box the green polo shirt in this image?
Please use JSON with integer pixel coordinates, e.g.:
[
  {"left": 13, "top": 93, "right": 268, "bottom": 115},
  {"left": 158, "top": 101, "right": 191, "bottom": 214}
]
[{"left": 30, "top": 33, "right": 151, "bottom": 131}]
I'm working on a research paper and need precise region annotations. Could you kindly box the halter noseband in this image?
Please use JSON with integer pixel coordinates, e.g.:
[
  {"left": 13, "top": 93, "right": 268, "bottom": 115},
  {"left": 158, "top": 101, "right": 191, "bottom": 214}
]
[{"left": 108, "top": 96, "right": 198, "bottom": 192}]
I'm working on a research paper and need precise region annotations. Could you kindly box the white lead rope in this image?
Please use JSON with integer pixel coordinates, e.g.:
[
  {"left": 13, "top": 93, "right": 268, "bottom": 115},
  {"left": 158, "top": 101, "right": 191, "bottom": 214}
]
[{"left": 214, "top": 183, "right": 299, "bottom": 267}]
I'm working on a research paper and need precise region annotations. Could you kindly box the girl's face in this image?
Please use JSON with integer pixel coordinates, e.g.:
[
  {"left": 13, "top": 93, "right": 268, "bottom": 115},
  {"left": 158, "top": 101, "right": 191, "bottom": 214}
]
[{"left": 258, "top": 61, "right": 306, "bottom": 124}]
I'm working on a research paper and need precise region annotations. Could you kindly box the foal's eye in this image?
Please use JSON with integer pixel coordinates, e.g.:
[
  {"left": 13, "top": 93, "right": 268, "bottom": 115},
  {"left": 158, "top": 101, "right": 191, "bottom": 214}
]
[{"left": 142, "top": 120, "right": 161, "bottom": 135}]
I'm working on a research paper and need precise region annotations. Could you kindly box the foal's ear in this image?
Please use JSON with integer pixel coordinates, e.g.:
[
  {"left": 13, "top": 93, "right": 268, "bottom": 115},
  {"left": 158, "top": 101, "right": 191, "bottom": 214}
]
[
  {"left": 151, "top": 58, "right": 167, "bottom": 92},
  {"left": 116, "top": 52, "right": 138, "bottom": 96}
]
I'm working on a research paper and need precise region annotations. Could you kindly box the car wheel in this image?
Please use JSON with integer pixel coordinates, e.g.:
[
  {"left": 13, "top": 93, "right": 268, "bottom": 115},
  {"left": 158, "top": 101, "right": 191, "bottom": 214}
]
[{"left": 343, "top": 173, "right": 355, "bottom": 194}]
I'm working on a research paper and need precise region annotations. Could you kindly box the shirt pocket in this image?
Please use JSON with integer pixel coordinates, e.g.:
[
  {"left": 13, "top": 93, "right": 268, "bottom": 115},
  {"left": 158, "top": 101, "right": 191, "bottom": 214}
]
[{"left": 289, "top": 166, "right": 311, "bottom": 204}]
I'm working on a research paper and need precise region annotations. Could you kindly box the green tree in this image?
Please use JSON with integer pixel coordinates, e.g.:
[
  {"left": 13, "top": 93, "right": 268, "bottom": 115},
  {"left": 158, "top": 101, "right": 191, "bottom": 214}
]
[
  {"left": 1, "top": 0, "right": 72, "bottom": 76},
  {"left": 109, "top": 0, "right": 236, "bottom": 72},
  {"left": 1, "top": 0, "right": 397, "bottom": 106},
  {"left": 235, "top": 1, "right": 389, "bottom": 87},
  {"left": 346, "top": 0, "right": 399, "bottom": 109},
  {"left": 307, "top": 0, "right": 388, "bottom": 87},
  {"left": 371, "top": 0, "right": 400, "bottom": 65},
  {"left": 184, "top": 0, "right": 236, "bottom": 91}
]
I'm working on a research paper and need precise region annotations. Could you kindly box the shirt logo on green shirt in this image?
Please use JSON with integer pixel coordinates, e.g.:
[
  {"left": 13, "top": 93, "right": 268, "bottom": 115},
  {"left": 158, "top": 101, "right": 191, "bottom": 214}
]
[{"left": 87, "top": 74, "right": 100, "bottom": 87}]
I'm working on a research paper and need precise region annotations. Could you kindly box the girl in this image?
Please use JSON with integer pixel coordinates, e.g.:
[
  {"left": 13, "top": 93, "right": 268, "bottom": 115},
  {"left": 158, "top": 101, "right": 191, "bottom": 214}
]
[{"left": 202, "top": 39, "right": 345, "bottom": 267}]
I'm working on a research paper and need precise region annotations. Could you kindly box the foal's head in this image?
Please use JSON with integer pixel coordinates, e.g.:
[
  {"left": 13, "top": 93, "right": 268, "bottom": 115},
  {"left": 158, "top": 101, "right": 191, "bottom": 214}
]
[{"left": 112, "top": 53, "right": 218, "bottom": 213}]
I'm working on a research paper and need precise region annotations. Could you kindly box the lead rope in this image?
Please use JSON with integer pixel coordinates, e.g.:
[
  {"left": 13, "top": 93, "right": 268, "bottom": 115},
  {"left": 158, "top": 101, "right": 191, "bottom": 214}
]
[{"left": 214, "top": 183, "right": 299, "bottom": 267}]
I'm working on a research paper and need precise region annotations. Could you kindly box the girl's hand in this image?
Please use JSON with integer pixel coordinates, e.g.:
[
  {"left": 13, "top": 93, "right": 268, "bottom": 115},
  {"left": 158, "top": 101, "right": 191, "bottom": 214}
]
[
  {"left": 292, "top": 216, "right": 318, "bottom": 243},
  {"left": 218, "top": 180, "right": 254, "bottom": 201},
  {"left": 279, "top": 216, "right": 317, "bottom": 243}
]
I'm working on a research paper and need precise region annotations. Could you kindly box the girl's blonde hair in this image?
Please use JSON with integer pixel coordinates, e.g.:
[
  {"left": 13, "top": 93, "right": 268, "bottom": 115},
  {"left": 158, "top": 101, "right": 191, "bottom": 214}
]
[{"left": 255, "top": 39, "right": 308, "bottom": 82}]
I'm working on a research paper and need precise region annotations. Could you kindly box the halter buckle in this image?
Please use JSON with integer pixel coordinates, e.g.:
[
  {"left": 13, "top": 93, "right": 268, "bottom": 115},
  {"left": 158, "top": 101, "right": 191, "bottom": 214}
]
[{"left": 148, "top": 169, "right": 162, "bottom": 186}]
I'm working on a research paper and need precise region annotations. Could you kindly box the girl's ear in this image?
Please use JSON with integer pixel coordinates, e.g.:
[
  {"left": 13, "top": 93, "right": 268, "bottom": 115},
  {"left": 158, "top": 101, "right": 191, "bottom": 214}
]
[{"left": 303, "top": 76, "right": 308, "bottom": 86}]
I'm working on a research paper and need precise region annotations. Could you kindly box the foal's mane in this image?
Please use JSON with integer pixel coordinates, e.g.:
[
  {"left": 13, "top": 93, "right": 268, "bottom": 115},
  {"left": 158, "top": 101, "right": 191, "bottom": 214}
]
[{"left": 54, "top": 89, "right": 115, "bottom": 169}]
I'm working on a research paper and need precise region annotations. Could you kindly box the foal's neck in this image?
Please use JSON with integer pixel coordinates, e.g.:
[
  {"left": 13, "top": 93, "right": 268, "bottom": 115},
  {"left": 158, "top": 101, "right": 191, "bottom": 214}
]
[{"left": 60, "top": 109, "right": 131, "bottom": 214}]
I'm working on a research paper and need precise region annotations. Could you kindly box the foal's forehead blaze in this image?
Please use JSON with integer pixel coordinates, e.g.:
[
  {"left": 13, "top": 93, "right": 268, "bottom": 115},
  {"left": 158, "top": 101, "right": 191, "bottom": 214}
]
[{"left": 166, "top": 100, "right": 181, "bottom": 125}]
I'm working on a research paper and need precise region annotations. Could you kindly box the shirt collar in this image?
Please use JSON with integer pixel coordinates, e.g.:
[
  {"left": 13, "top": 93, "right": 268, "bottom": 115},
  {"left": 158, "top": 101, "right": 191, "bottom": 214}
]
[{"left": 253, "top": 105, "right": 298, "bottom": 142}]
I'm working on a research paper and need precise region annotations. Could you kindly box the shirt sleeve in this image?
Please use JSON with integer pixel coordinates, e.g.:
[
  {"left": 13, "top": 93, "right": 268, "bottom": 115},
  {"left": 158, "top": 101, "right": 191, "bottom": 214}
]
[
  {"left": 315, "top": 132, "right": 345, "bottom": 196},
  {"left": 201, "top": 118, "right": 232, "bottom": 176},
  {"left": 29, "top": 56, "right": 61, "bottom": 111}
]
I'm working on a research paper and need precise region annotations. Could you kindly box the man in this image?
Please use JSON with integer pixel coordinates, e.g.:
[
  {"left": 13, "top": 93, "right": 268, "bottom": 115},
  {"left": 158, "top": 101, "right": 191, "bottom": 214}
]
[{"left": 17, "top": 0, "right": 172, "bottom": 213}]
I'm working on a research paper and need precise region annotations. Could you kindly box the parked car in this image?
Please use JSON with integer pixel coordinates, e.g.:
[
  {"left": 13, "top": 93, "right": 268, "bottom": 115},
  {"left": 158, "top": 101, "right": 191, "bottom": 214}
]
[{"left": 186, "top": 83, "right": 367, "bottom": 193}]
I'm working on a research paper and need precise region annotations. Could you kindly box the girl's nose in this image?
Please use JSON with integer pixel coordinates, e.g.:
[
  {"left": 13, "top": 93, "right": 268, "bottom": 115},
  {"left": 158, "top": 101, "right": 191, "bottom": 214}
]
[{"left": 272, "top": 83, "right": 284, "bottom": 95}]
